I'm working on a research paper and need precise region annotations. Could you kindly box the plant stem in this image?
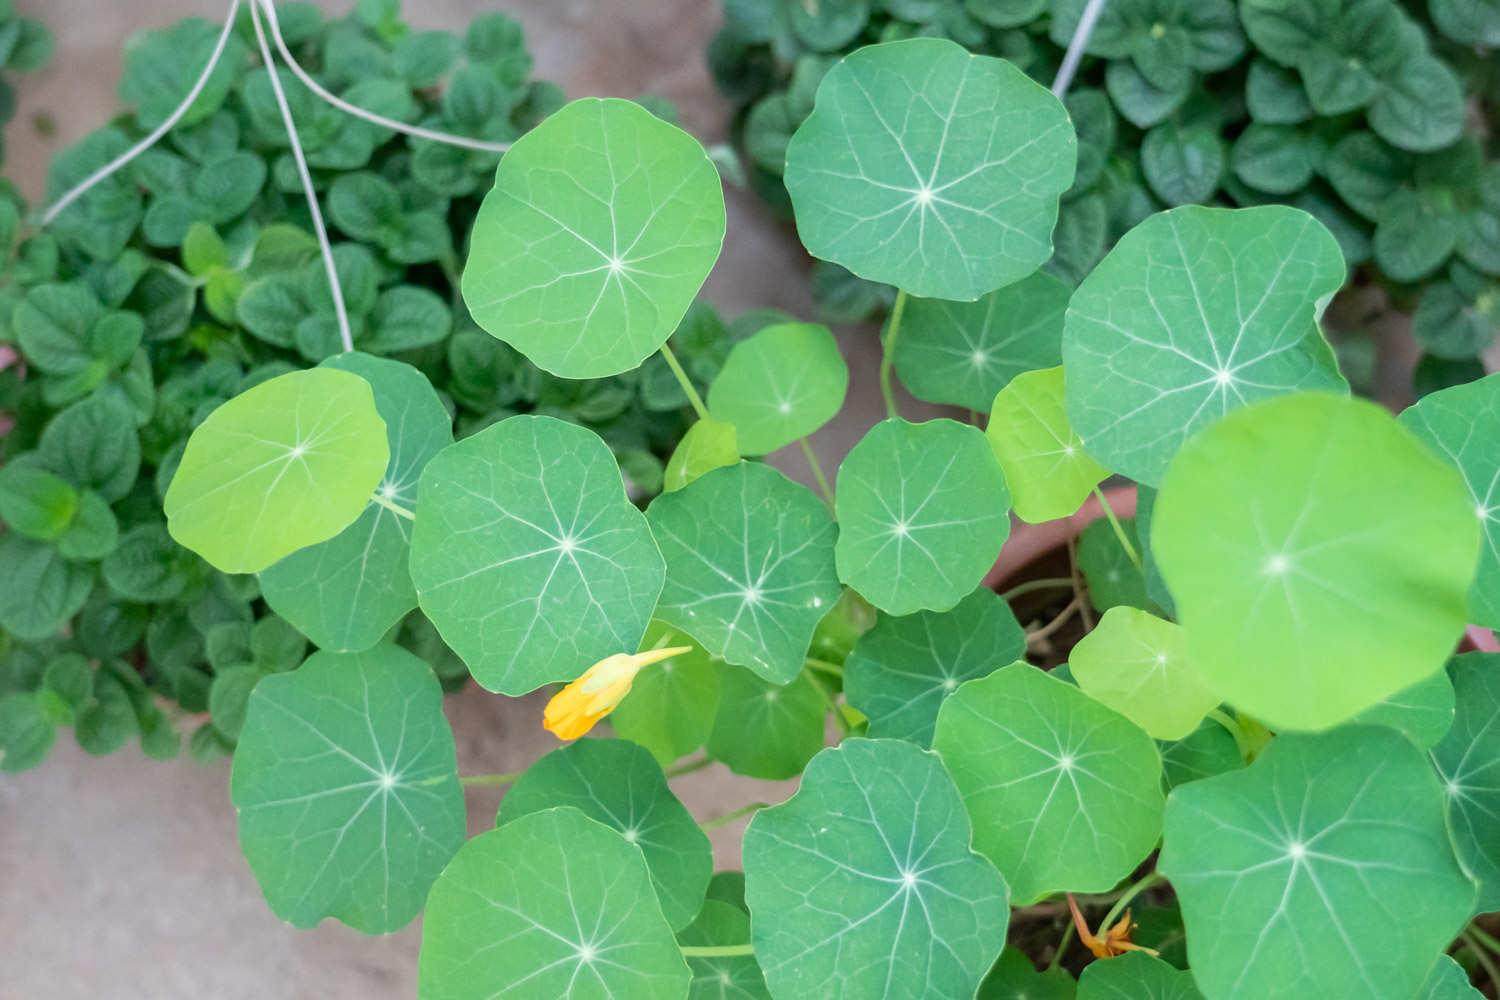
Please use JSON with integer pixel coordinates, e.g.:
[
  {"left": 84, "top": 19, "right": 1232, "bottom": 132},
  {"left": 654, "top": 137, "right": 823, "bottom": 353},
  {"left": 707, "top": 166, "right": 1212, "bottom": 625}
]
[
  {"left": 1096, "top": 871, "right": 1164, "bottom": 935},
  {"left": 799, "top": 438, "right": 835, "bottom": 507},
  {"left": 1462, "top": 931, "right": 1500, "bottom": 989},
  {"left": 659, "top": 343, "right": 710, "bottom": 421},
  {"left": 1093, "top": 486, "right": 1142, "bottom": 571},
  {"left": 700, "top": 802, "right": 768, "bottom": 832},
  {"left": 1466, "top": 923, "right": 1500, "bottom": 956},
  {"left": 1066, "top": 531, "right": 1095, "bottom": 632},
  {"left": 804, "top": 670, "right": 851, "bottom": 736},
  {"left": 666, "top": 754, "right": 712, "bottom": 778},
  {"left": 1000, "top": 577, "right": 1076, "bottom": 602},
  {"left": 679, "top": 943, "right": 755, "bottom": 958},
  {"left": 879, "top": 289, "right": 910, "bottom": 421},
  {"left": 1029, "top": 596, "right": 1081, "bottom": 644},
  {"left": 461, "top": 770, "right": 523, "bottom": 787},
  {"left": 371, "top": 492, "right": 416, "bottom": 520},
  {"left": 804, "top": 657, "right": 845, "bottom": 678},
  {"left": 1048, "top": 916, "right": 1077, "bottom": 970}
]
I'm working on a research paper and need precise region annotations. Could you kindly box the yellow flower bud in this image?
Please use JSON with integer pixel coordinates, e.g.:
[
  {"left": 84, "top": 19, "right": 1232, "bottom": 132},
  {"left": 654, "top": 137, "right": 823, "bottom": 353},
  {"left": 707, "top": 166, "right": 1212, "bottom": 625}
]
[{"left": 543, "top": 645, "right": 692, "bottom": 740}]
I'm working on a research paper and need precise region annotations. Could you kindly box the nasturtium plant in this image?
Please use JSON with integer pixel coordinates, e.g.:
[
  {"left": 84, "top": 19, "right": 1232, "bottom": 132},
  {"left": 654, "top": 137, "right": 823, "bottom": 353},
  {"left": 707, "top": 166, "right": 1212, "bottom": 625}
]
[
  {"left": 609, "top": 624, "right": 722, "bottom": 766},
  {"left": 1076, "top": 951, "right": 1202, "bottom": 999},
  {"left": 1154, "top": 392, "right": 1481, "bottom": 731},
  {"left": 1069, "top": 606, "right": 1219, "bottom": 741},
  {"left": 706, "top": 322, "right": 847, "bottom": 455},
  {"left": 706, "top": 665, "right": 828, "bottom": 780},
  {"left": 1352, "top": 669, "right": 1457, "bottom": 750},
  {"left": 986, "top": 365, "right": 1108, "bottom": 523},
  {"left": 1430, "top": 653, "right": 1500, "bottom": 912},
  {"left": 462, "top": 97, "right": 727, "bottom": 378}
]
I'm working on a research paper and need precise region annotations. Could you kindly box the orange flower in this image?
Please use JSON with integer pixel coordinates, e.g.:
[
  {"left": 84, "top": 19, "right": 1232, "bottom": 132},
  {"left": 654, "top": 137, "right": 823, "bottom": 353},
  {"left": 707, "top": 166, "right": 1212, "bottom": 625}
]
[
  {"left": 1068, "top": 893, "right": 1159, "bottom": 959},
  {"left": 543, "top": 645, "right": 692, "bottom": 740}
]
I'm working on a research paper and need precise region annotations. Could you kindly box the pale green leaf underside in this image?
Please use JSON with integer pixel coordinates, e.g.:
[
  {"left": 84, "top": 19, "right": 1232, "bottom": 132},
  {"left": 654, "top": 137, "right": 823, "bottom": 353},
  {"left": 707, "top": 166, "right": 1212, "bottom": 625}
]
[
  {"left": 1159, "top": 726, "right": 1476, "bottom": 1000},
  {"left": 1399, "top": 373, "right": 1500, "bottom": 629},
  {"left": 1063, "top": 205, "right": 1348, "bottom": 486},
  {"left": 462, "top": 97, "right": 726, "bottom": 378},
  {"left": 933, "top": 663, "right": 1165, "bottom": 903},
  {"left": 835, "top": 418, "right": 1011, "bottom": 616},
  {"left": 707, "top": 322, "right": 848, "bottom": 456},
  {"left": 164, "top": 367, "right": 389, "bottom": 574},
  {"left": 986, "top": 365, "right": 1108, "bottom": 523},
  {"left": 1430, "top": 653, "right": 1500, "bottom": 912},
  {"left": 664, "top": 419, "right": 740, "bottom": 493},
  {"left": 230, "top": 645, "right": 466, "bottom": 934},
  {"left": 744, "top": 739, "right": 1010, "bottom": 1000},
  {"left": 1153, "top": 393, "right": 1480, "bottom": 731},
  {"left": 260, "top": 353, "right": 452, "bottom": 651},
  {"left": 843, "top": 586, "right": 1025, "bottom": 747},
  {"left": 1076, "top": 951, "right": 1202, "bottom": 999},
  {"left": 1070, "top": 606, "right": 1220, "bottom": 741},
  {"left": 418, "top": 807, "right": 691, "bottom": 1000},
  {"left": 784, "top": 37, "right": 1076, "bottom": 301},
  {"left": 646, "top": 462, "right": 841, "bottom": 684},
  {"left": 410, "top": 415, "right": 665, "bottom": 695},
  {"left": 894, "top": 270, "right": 1070, "bottom": 411},
  {"left": 497, "top": 738, "right": 712, "bottom": 930}
]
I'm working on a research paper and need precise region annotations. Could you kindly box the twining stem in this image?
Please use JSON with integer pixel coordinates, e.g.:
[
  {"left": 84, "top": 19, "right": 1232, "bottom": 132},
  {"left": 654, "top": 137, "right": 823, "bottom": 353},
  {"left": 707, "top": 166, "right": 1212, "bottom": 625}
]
[
  {"left": 700, "top": 802, "right": 768, "bottom": 832},
  {"left": 460, "top": 770, "right": 523, "bottom": 787},
  {"left": 1000, "top": 577, "right": 1076, "bottom": 602},
  {"left": 666, "top": 754, "right": 713, "bottom": 778},
  {"left": 660, "top": 343, "right": 710, "bottom": 421},
  {"left": 1093, "top": 487, "right": 1142, "bottom": 571},
  {"left": 804, "top": 656, "right": 845, "bottom": 679},
  {"left": 371, "top": 492, "right": 416, "bottom": 520},
  {"left": 1461, "top": 930, "right": 1500, "bottom": 988},
  {"left": 799, "top": 438, "right": 835, "bottom": 507},
  {"left": 879, "top": 289, "right": 910, "bottom": 421},
  {"left": 679, "top": 943, "right": 755, "bottom": 958}
]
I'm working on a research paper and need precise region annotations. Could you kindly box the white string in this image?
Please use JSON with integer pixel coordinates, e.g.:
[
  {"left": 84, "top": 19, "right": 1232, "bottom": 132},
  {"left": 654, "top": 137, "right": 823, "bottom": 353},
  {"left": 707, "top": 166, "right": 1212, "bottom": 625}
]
[
  {"left": 1052, "top": 0, "right": 1109, "bottom": 97},
  {"left": 249, "top": 0, "right": 353, "bottom": 353},
  {"left": 40, "top": 0, "right": 243, "bottom": 226},
  {"left": 254, "top": 0, "right": 511, "bottom": 154}
]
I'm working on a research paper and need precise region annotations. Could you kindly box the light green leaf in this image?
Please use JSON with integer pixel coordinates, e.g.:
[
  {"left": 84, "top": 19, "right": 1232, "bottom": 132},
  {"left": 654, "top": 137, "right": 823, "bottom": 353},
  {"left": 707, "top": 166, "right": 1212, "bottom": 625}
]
[
  {"left": 1158, "top": 725, "right": 1476, "bottom": 999},
  {"left": 663, "top": 419, "right": 740, "bottom": 493},
  {"left": 743, "top": 739, "right": 1009, "bottom": 1000},
  {"left": 707, "top": 322, "right": 847, "bottom": 455},
  {"left": 646, "top": 462, "right": 840, "bottom": 684},
  {"left": 843, "top": 587, "right": 1024, "bottom": 747},
  {"left": 260, "top": 354, "right": 452, "bottom": 652},
  {"left": 230, "top": 645, "right": 466, "bottom": 934},
  {"left": 1399, "top": 374, "right": 1500, "bottom": 629},
  {"left": 894, "top": 271, "right": 1070, "bottom": 412},
  {"left": 163, "top": 368, "right": 389, "bottom": 574},
  {"left": 1351, "top": 670, "right": 1456, "bottom": 749},
  {"left": 498, "top": 738, "right": 712, "bottom": 930},
  {"left": 835, "top": 418, "right": 1010, "bottom": 615},
  {"left": 1070, "top": 607, "right": 1220, "bottom": 741},
  {"left": 1076, "top": 952, "right": 1201, "bottom": 999},
  {"left": 1153, "top": 393, "right": 1480, "bottom": 730},
  {"left": 1431, "top": 652, "right": 1500, "bottom": 912},
  {"left": 678, "top": 899, "right": 770, "bottom": 999},
  {"left": 411, "top": 415, "right": 664, "bottom": 695},
  {"left": 611, "top": 622, "right": 722, "bottom": 766},
  {"left": 986, "top": 366, "right": 1108, "bottom": 523},
  {"left": 784, "top": 37, "right": 1076, "bottom": 300},
  {"left": 462, "top": 97, "right": 726, "bottom": 378},
  {"left": 419, "top": 808, "right": 691, "bottom": 1000},
  {"left": 707, "top": 666, "right": 827, "bottom": 780},
  {"left": 933, "top": 663, "right": 1165, "bottom": 903},
  {"left": 1063, "top": 206, "right": 1348, "bottom": 486}
]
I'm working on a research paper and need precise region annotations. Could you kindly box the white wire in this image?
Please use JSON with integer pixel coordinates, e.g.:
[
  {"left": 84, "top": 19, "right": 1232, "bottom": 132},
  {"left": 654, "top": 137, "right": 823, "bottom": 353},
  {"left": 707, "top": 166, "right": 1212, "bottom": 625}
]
[
  {"left": 1052, "top": 0, "right": 1109, "bottom": 98},
  {"left": 249, "top": 0, "right": 353, "bottom": 354},
  {"left": 254, "top": 0, "right": 511, "bottom": 154},
  {"left": 40, "top": 0, "right": 244, "bottom": 226}
]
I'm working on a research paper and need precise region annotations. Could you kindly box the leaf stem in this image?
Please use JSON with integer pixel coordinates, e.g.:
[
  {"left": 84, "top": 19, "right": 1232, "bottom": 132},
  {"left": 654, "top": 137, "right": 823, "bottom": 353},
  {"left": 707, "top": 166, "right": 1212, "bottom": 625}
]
[
  {"left": 804, "top": 670, "right": 850, "bottom": 736},
  {"left": 1466, "top": 922, "right": 1500, "bottom": 956},
  {"left": 679, "top": 943, "right": 755, "bottom": 958},
  {"left": 460, "top": 770, "right": 523, "bottom": 787},
  {"left": 1462, "top": 930, "right": 1500, "bottom": 989},
  {"left": 804, "top": 657, "right": 845, "bottom": 678},
  {"left": 799, "top": 438, "right": 835, "bottom": 507},
  {"left": 659, "top": 342, "right": 710, "bottom": 421},
  {"left": 700, "top": 801, "right": 768, "bottom": 832},
  {"left": 1000, "top": 577, "right": 1077, "bottom": 602},
  {"left": 1028, "top": 596, "right": 1081, "bottom": 645},
  {"left": 879, "top": 289, "right": 910, "bottom": 421},
  {"left": 371, "top": 492, "right": 416, "bottom": 520},
  {"left": 1096, "top": 871, "right": 1164, "bottom": 936},
  {"left": 666, "top": 754, "right": 713, "bottom": 778},
  {"left": 1066, "top": 531, "right": 1095, "bottom": 632},
  {"left": 1092, "top": 486, "right": 1142, "bottom": 571}
]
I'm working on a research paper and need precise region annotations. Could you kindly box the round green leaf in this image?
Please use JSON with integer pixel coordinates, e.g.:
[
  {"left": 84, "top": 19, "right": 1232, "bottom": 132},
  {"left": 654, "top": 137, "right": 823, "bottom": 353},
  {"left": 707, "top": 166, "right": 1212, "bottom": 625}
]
[
  {"left": 261, "top": 354, "right": 453, "bottom": 651},
  {"left": 977, "top": 947, "right": 1078, "bottom": 1000},
  {"left": 1064, "top": 206, "right": 1348, "bottom": 486},
  {"left": 419, "top": 807, "right": 691, "bottom": 1000},
  {"left": 1153, "top": 393, "right": 1480, "bottom": 731},
  {"left": 678, "top": 899, "right": 770, "bottom": 999},
  {"left": 498, "top": 738, "right": 712, "bottom": 930},
  {"left": 835, "top": 418, "right": 1011, "bottom": 616},
  {"left": 1399, "top": 374, "right": 1500, "bottom": 629},
  {"left": 707, "top": 666, "right": 827, "bottom": 780},
  {"left": 411, "top": 415, "right": 665, "bottom": 695},
  {"left": 664, "top": 418, "right": 740, "bottom": 494},
  {"left": 844, "top": 587, "right": 1025, "bottom": 747},
  {"left": 892, "top": 271, "right": 1070, "bottom": 412},
  {"left": 611, "top": 623, "right": 722, "bottom": 766},
  {"left": 646, "top": 462, "right": 840, "bottom": 684},
  {"left": 933, "top": 663, "right": 1165, "bottom": 903},
  {"left": 1158, "top": 725, "right": 1476, "bottom": 999},
  {"left": 744, "top": 739, "right": 1010, "bottom": 1000},
  {"left": 986, "top": 366, "right": 1108, "bottom": 523},
  {"left": 1160, "top": 719, "right": 1243, "bottom": 793},
  {"left": 1077, "top": 952, "right": 1201, "bottom": 999},
  {"left": 1431, "top": 652, "right": 1500, "bottom": 912},
  {"left": 462, "top": 97, "right": 726, "bottom": 378},
  {"left": 784, "top": 37, "right": 1076, "bottom": 300},
  {"left": 163, "top": 368, "right": 389, "bottom": 574},
  {"left": 1351, "top": 670, "right": 1456, "bottom": 750},
  {"left": 230, "top": 645, "right": 466, "bottom": 934},
  {"left": 1420, "top": 955, "right": 1485, "bottom": 1000},
  {"left": 706, "top": 322, "right": 847, "bottom": 456},
  {"left": 1070, "top": 607, "right": 1220, "bottom": 741}
]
